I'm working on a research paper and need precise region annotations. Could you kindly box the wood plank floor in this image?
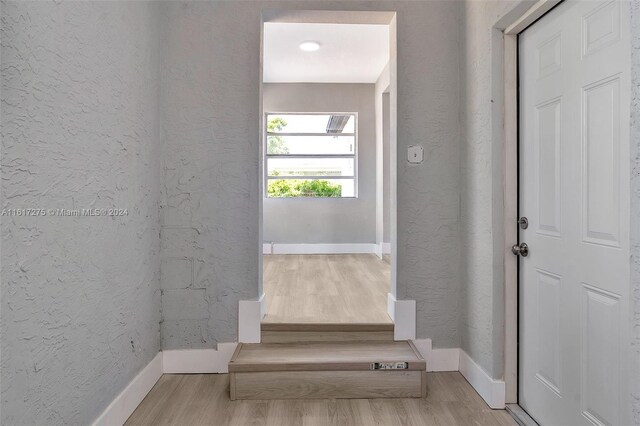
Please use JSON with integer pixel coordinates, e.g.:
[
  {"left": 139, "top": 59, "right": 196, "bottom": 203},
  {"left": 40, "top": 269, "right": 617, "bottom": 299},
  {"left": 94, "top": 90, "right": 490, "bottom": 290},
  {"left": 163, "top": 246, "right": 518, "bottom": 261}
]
[
  {"left": 262, "top": 254, "right": 392, "bottom": 324},
  {"left": 125, "top": 372, "right": 516, "bottom": 426}
]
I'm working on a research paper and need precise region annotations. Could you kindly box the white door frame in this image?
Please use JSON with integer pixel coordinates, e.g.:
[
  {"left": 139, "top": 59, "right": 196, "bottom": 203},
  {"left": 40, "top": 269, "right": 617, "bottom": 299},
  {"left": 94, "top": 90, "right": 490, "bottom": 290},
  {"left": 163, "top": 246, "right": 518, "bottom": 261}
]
[
  {"left": 241, "top": 10, "right": 404, "bottom": 343},
  {"left": 499, "top": 0, "right": 563, "bottom": 404}
]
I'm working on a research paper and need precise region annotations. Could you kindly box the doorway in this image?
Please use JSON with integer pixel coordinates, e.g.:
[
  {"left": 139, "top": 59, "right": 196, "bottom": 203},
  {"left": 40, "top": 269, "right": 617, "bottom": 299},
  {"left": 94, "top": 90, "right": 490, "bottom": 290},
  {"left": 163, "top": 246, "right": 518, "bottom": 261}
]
[
  {"left": 258, "top": 11, "right": 397, "bottom": 331},
  {"left": 515, "top": 1, "right": 631, "bottom": 424}
]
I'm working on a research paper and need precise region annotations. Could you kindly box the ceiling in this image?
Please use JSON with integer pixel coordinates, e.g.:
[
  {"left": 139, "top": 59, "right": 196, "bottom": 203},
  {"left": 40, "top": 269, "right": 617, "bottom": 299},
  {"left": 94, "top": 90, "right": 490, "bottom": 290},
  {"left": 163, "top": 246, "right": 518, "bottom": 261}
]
[{"left": 263, "top": 23, "right": 390, "bottom": 83}]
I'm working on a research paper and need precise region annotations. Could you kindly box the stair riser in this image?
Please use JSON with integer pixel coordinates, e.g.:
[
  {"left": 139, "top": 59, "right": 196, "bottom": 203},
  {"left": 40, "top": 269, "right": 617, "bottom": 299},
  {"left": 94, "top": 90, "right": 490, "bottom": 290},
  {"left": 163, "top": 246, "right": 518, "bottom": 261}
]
[
  {"left": 230, "top": 370, "right": 426, "bottom": 400},
  {"left": 261, "top": 330, "right": 394, "bottom": 343}
]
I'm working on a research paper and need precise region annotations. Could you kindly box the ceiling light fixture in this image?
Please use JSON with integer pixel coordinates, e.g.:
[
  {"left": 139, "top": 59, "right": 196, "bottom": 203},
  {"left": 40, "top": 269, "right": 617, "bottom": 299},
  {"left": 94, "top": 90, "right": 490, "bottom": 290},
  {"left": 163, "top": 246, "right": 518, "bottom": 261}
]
[{"left": 299, "top": 41, "right": 321, "bottom": 52}]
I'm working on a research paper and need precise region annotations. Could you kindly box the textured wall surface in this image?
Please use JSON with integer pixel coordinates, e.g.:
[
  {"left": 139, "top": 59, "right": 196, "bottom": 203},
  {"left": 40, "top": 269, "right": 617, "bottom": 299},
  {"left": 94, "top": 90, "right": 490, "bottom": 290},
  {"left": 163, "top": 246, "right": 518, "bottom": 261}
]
[
  {"left": 630, "top": 1, "right": 640, "bottom": 421},
  {"left": 158, "top": 1, "right": 262, "bottom": 348},
  {"left": 0, "top": 2, "right": 162, "bottom": 424},
  {"left": 459, "top": 0, "right": 521, "bottom": 379},
  {"left": 159, "top": 0, "right": 462, "bottom": 349},
  {"left": 263, "top": 83, "right": 376, "bottom": 244}
]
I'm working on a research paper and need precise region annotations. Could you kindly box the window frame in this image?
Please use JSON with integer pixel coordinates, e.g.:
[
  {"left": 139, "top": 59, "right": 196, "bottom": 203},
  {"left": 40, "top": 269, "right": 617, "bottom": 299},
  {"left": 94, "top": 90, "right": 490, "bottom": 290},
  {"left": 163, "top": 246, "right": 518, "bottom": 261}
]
[{"left": 263, "top": 112, "right": 358, "bottom": 199}]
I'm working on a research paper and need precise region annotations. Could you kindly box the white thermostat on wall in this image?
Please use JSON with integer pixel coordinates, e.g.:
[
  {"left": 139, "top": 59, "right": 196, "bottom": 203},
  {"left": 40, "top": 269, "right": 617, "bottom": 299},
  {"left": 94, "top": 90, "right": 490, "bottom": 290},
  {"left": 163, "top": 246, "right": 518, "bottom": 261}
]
[{"left": 407, "top": 145, "right": 423, "bottom": 164}]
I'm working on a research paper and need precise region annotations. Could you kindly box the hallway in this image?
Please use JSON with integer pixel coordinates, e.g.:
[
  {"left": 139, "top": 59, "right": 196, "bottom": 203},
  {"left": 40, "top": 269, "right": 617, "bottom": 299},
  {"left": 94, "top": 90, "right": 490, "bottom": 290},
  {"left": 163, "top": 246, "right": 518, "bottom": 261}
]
[{"left": 262, "top": 254, "right": 392, "bottom": 325}]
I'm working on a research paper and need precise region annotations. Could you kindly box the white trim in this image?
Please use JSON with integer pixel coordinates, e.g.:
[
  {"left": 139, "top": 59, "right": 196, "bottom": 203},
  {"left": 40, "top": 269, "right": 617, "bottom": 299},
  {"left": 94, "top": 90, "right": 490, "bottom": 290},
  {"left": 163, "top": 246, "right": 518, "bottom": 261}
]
[
  {"left": 266, "top": 243, "right": 378, "bottom": 255},
  {"left": 392, "top": 298, "right": 416, "bottom": 341},
  {"left": 411, "top": 339, "right": 460, "bottom": 372},
  {"left": 381, "top": 242, "right": 391, "bottom": 254},
  {"left": 502, "top": 30, "right": 519, "bottom": 404},
  {"left": 387, "top": 293, "right": 417, "bottom": 341},
  {"left": 387, "top": 292, "right": 396, "bottom": 321},
  {"left": 92, "top": 353, "right": 163, "bottom": 426},
  {"left": 459, "top": 349, "right": 506, "bottom": 409},
  {"left": 374, "top": 243, "right": 383, "bottom": 259},
  {"left": 239, "top": 293, "right": 265, "bottom": 343},
  {"left": 504, "top": 0, "right": 561, "bottom": 35},
  {"left": 498, "top": 0, "right": 560, "bottom": 404},
  {"left": 263, "top": 242, "right": 273, "bottom": 254},
  {"left": 162, "top": 343, "right": 239, "bottom": 374}
]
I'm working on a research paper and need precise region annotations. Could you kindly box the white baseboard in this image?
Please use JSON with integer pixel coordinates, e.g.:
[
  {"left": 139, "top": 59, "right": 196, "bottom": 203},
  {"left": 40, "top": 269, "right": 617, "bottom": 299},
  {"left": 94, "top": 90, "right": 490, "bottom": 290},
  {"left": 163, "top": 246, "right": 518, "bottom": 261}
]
[
  {"left": 263, "top": 243, "right": 377, "bottom": 255},
  {"left": 93, "top": 352, "right": 163, "bottom": 426},
  {"left": 162, "top": 343, "right": 238, "bottom": 374},
  {"left": 387, "top": 293, "right": 416, "bottom": 341},
  {"left": 381, "top": 242, "right": 391, "bottom": 254},
  {"left": 387, "top": 293, "right": 396, "bottom": 321},
  {"left": 374, "top": 243, "right": 383, "bottom": 259},
  {"left": 391, "top": 296, "right": 416, "bottom": 341},
  {"left": 459, "top": 349, "right": 506, "bottom": 409},
  {"left": 411, "top": 339, "right": 460, "bottom": 372},
  {"left": 239, "top": 293, "right": 265, "bottom": 343}
]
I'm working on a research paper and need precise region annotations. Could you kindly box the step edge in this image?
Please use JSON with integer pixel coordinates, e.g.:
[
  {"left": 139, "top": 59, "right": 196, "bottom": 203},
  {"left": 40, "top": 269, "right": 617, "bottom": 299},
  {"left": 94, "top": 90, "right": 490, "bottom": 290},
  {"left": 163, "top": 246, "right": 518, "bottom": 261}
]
[
  {"left": 260, "top": 323, "right": 394, "bottom": 332},
  {"left": 229, "top": 360, "right": 427, "bottom": 373}
]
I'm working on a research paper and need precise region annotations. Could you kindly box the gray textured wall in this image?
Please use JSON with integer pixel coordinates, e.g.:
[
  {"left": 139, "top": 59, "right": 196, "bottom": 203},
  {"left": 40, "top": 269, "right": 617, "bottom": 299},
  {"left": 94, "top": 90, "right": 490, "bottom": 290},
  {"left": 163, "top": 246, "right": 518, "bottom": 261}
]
[
  {"left": 630, "top": 0, "right": 640, "bottom": 422},
  {"left": 158, "top": 1, "right": 262, "bottom": 348},
  {"left": 159, "top": 0, "right": 462, "bottom": 349},
  {"left": 458, "top": 0, "right": 519, "bottom": 379},
  {"left": 263, "top": 83, "right": 376, "bottom": 244},
  {"left": 0, "top": 1, "right": 162, "bottom": 425}
]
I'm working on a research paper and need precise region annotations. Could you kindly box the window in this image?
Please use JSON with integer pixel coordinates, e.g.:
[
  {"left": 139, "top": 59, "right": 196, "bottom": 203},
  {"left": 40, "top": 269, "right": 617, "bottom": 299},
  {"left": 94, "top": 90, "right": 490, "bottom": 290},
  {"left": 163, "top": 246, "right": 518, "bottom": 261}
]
[{"left": 265, "top": 113, "right": 357, "bottom": 198}]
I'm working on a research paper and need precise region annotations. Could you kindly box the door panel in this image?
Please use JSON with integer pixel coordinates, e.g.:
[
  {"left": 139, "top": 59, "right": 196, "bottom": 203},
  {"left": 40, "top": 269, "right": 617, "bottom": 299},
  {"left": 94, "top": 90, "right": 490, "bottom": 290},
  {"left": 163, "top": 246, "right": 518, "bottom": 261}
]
[
  {"left": 582, "top": 76, "right": 621, "bottom": 247},
  {"left": 581, "top": 284, "right": 621, "bottom": 426},
  {"left": 518, "top": 1, "right": 630, "bottom": 424}
]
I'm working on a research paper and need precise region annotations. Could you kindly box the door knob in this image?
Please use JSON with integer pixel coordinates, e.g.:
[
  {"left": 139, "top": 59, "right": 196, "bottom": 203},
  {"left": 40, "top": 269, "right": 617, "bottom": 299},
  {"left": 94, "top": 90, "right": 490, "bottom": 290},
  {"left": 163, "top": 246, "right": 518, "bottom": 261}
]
[{"left": 511, "top": 242, "right": 529, "bottom": 257}]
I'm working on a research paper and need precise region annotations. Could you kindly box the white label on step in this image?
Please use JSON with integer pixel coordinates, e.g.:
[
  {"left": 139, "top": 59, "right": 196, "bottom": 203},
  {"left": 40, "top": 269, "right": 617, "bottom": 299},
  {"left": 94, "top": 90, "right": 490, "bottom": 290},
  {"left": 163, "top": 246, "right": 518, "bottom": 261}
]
[{"left": 370, "top": 362, "right": 408, "bottom": 370}]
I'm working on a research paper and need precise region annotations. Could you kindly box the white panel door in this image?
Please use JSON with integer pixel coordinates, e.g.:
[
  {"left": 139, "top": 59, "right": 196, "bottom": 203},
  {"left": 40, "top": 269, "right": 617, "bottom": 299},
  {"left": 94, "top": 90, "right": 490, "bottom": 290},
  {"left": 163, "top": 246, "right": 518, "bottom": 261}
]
[{"left": 519, "top": 1, "right": 630, "bottom": 425}]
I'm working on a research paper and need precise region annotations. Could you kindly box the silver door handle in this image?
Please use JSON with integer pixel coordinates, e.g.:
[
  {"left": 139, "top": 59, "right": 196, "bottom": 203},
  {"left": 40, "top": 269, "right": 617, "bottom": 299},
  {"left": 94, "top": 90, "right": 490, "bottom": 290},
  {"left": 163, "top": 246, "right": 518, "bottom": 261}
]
[
  {"left": 518, "top": 217, "right": 529, "bottom": 229},
  {"left": 511, "top": 243, "right": 529, "bottom": 257}
]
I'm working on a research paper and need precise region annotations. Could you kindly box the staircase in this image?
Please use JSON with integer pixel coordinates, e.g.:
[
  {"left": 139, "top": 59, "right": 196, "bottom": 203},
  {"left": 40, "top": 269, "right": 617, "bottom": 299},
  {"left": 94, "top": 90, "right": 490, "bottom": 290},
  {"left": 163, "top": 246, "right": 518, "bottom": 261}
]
[{"left": 228, "top": 324, "right": 426, "bottom": 400}]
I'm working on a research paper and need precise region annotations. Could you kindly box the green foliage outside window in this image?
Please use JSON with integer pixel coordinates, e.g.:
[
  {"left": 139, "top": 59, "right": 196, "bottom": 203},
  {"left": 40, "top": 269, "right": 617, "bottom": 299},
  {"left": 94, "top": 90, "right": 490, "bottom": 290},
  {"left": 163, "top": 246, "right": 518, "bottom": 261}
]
[
  {"left": 267, "top": 117, "right": 289, "bottom": 154},
  {"left": 266, "top": 117, "right": 343, "bottom": 197},
  {"left": 267, "top": 179, "right": 342, "bottom": 198}
]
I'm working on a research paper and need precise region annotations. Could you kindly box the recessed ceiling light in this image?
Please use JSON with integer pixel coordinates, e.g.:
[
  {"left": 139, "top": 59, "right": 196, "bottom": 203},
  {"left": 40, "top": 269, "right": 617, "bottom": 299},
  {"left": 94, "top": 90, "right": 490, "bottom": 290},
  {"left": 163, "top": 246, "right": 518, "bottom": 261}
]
[{"left": 299, "top": 41, "right": 321, "bottom": 52}]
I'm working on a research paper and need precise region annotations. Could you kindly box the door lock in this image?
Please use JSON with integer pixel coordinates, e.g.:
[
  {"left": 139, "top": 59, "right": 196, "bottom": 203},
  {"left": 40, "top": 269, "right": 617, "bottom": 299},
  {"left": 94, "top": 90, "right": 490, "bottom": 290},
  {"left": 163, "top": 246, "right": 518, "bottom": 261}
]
[
  {"left": 511, "top": 242, "right": 529, "bottom": 257},
  {"left": 518, "top": 217, "right": 529, "bottom": 229}
]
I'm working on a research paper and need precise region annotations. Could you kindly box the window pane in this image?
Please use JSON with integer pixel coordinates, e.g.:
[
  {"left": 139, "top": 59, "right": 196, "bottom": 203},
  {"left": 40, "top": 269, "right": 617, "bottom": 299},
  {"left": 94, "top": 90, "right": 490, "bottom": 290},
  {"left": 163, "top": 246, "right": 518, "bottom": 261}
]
[
  {"left": 267, "top": 158, "right": 354, "bottom": 177},
  {"left": 267, "top": 135, "right": 354, "bottom": 155},
  {"left": 267, "top": 114, "right": 355, "bottom": 134},
  {"left": 267, "top": 179, "right": 355, "bottom": 198}
]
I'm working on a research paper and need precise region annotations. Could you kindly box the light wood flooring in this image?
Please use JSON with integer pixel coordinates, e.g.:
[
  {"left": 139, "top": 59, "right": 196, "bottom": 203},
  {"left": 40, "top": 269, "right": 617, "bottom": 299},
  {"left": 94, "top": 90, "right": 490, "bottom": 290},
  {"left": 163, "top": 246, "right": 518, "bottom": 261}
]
[
  {"left": 262, "top": 254, "right": 392, "bottom": 325},
  {"left": 125, "top": 372, "right": 516, "bottom": 425}
]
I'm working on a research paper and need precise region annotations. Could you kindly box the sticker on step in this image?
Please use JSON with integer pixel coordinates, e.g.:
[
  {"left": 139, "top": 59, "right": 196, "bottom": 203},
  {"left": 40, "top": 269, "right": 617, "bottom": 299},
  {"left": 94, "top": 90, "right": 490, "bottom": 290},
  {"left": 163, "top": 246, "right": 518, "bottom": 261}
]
[{"left": 370, "top": 362, "right": 408, "bottom": 370}]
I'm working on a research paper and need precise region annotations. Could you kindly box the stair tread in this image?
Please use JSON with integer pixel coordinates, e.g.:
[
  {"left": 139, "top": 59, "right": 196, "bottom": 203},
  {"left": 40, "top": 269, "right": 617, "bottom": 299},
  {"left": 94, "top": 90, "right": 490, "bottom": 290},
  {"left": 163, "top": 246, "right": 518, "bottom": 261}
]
[
  {"left": 260, "top": 323, "right": 394, "bottom": 332},
  {"left": 229, "top": 341, "right": 425, "bottom": 372}
]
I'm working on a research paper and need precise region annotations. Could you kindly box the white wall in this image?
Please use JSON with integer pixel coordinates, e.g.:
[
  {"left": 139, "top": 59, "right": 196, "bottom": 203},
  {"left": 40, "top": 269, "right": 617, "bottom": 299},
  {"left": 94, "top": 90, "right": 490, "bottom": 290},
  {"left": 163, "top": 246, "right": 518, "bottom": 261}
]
[
  {"left": 1, "top": 2, "right": 162, "bottom": 424},
  {"left": 263, "top": 83, "right": 376, "bottom": 244}
]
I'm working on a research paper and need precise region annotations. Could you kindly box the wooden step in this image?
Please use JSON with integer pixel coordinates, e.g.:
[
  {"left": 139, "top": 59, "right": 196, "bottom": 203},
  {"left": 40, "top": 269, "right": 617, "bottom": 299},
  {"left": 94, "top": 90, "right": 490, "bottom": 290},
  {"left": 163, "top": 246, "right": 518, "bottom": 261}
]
[
  {"left": 228, "top": 341, "right": 426, "bottom": 400},
  {"left": 260, "top": 322, "right": 395, "bottom": 343}
]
